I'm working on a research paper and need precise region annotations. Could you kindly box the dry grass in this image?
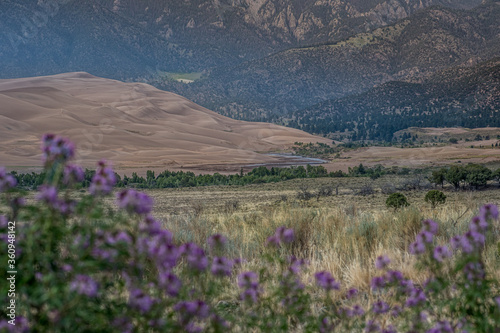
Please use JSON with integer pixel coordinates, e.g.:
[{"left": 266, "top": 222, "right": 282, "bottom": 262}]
[{"left": 138, "top": 176, "right": 500, "bottom": 295}]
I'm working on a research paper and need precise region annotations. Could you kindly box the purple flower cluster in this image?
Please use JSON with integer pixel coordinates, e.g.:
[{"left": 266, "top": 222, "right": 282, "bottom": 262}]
[
  {"left": 91, "top": 230, "right": 133, "bottom": 261},
  {"left": 70, "top": 274, "right": 98, "bottom": 297},
  {"left": 372, "top": 300, "right": 390, "bottom": 314},
  {"left": 0, "top": 167, "right": 16, "bottom": 192},
  {"left": 63, "top": 164, "right": 84, "bottom": 185},
  {"left": 129, "top": 288, "right": 155, "bottom": 314},
  {"left": 89, "top": 159, "right": 116, "bottom": 195},
  {"left": 450, "top": 207, "right": 498, "bottom": 256},
  {"left": 433, "top": 245, "right": 452, "bottom": 262},
  {"left": 174, "top": 300, "right": 210, "bottom": 332},
  {"left": 409, "top": 219, "right": 439, "bottom": 255},
  {"left": 371, "top": 269, "right": 406, "bottom": 291},
  {"left": 238, "top": 271, "right": 260, "bottom": 303},
  {"left": 266, "top": 226, "right": 294, "bottom": 247},
  {"left": 314, "top": 271, "right": 340, "bottom": 291},
  {"left": 405, "top": 287, "right": 426, "bottom": 307},
  {"left": 375, "top": 255, "right": 391, "bottom": 270},
  {"left": 36, "top": 185, "right": 76, "bottom": 216},
  {"left": 211, "top": 256, "right": 233, "bottom": 277},
  {"left": 41, "top": 133, "right": 75, "bottom": 165},
  {"left": 117, "top": 189, "right": 153, "bottom": 215},
  {"left": 288, "top": 255, "right": 309, "bottom": 275},
  {"left": 180, "top": 243, "right": 208, "bottom": 272}
]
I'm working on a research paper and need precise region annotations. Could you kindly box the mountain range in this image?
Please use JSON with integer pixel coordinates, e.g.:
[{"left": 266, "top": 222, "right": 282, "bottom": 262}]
[
  {"left": 164, "top": 2, "right": 499, "bottom": 124},
  {"left": 0, "top": 0, "right": 498, "bottom": 140}
]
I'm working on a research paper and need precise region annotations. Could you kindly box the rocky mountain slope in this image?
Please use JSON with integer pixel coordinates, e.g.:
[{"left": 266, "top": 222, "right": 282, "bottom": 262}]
[
  {"left": 166, "top": 2, "right": 499, "bottom": 121},
  {"left": 0, "top": 0, "right": 484, "bottom": 79}
]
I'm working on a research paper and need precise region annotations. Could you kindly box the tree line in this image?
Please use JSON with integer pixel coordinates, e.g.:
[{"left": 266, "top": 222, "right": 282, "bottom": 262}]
[{"left": 430, "top": 164, "right": 500, "bottom": 190}]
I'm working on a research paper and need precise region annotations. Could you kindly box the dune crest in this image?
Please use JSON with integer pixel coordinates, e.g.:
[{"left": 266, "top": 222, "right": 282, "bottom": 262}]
[{"left": 0, "top": 73, "right": 328, "bottom": 171}]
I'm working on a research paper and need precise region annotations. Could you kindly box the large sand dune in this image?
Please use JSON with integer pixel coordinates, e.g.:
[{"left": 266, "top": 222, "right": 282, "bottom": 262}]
[{"left": 0, "top": 72, "right": 329, "bottom": 172}]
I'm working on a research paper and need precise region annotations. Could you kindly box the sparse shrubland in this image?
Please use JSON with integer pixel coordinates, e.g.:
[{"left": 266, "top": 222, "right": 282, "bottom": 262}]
[{"left": 1, "top": 135, "right": 500, "bottom": 332}]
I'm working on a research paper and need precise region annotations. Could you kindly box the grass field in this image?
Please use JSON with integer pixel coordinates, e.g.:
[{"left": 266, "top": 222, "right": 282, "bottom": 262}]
[{"left": 124, "top": 175, "right": 500, "bottom": 298}]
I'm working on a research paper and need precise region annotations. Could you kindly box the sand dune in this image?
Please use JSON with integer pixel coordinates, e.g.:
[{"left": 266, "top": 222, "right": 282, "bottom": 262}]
[{"left": 0, "top": 72, "right": 329, "bottom": 172}]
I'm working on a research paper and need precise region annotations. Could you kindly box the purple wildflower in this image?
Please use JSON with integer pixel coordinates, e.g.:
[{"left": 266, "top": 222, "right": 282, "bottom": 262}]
[
  {"left": 0, "top": 168, "right": 16, "bottom": 192},
  {"left": 372, "top": 300, "right": 390, "bottom": 314},
  {"left": 464, "top": 230, "right": 485, "bottom": 248},
  {"left": 399, "top": 279, "right": 415, "bottom": 294},
  {"left": 351, "top": 304, "right": 365, "bottom": 316},
  {"left": 70, "top": 274, "right": 98, "bottom": 297},
  {"left": 238, "top": 271, "right": 260, "bottom": 303},
  {"left": 240, "top": 287, "right": 260, "bottom": 303},
  {"left": 405, "top": 288, "right": 426, "bottom": 307},
  {"left": 470, "top": 216, "right": 488, "bottom": 233},
  {"left": 37, "top": 185, "right": 58, "bottom": 206},
  {"left": 89, "top": 159, "right": 116, "bottom": 195},
  {"left": 139, "top": 231, "right": 178, "bottom": 269},
  {"left": 371, "top": 276, "right": 386, "bottom": 290},
  {"left": 129, "top": 288, "right": 154, "bottom": 314},
  {"left": 422, "top": 219, "right": 439, "bottom": 234},
  {"left": 267, "top": 226, "right": 294, "bottom": 247},
  {"left": 463, "top": 262, "right": 485, "bottom": 283},
  {"left": 117, "top": 189, "right": 153, "bottom": 215},
  {"left": 41, "top": 134, "right": 75, "bottom": 165},
  {"left": 158, "top": 270, "right": 182, "bottom": 297},
  {"left": 63, "top": 164, "right": 84, "bottom": 185},
  {"left": 180, "top": 243, "right": 208, "bottom": 272},
  {"left": 174, "top": 300, "right": 210, "bottom": 321},
  {"left": 409, "top": 239, "right": 426, "bottom": 255},
  {"left": 266, "top": 235, "right": 281, "bottom": 247},
  {"left": 479, "top": 204, "right": 498, "bottom": 221},
  {"left": 451, "top": 235, "right": 473, "bottom": 254},
  {"left": 347, "top": 288, "right": 359, "bottom": 299},
  {"left": 418, "top": 230, "right": 434, "bottom": 244},
  {"left": 375, "top": 255, "right": 390, "bottom": 270},
  {"left": 314, "top": 271, "right": 340, "bottom": 290},
  {"left": 385, "top": 270, "right": 404, "bottom": 283},
  {"left": 288, "top": 256, "right": 308, "bottom": 275},
  {"left": 211, "top": 257, "right": 233, "bottom": 277},
  {"left": 106, "top": 230, "right": 132, "bottom": 245},
  {"left": 433, "top": 245, "right": 452, "bottom": 262},
  {"left": 279, "top": 227, "right": 295, "bottom": 243}
]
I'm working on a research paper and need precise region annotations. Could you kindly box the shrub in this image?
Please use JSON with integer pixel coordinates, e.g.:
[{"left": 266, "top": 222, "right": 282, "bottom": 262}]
[
  {"left": 386, "top": 192, "right": 409, "bottom": 210},
  {"left": 464, "top": 164, "right": 492, "bottom": 189},
  {"left": 424, "top": 190, "right": 446, "bottom": 208}
]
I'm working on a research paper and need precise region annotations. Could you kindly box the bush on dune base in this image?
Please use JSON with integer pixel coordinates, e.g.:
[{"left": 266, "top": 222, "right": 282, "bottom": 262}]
[{"left": 0, "top": 134, "right": 499, "bottom": 332}]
